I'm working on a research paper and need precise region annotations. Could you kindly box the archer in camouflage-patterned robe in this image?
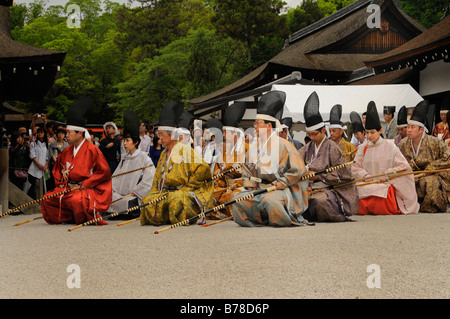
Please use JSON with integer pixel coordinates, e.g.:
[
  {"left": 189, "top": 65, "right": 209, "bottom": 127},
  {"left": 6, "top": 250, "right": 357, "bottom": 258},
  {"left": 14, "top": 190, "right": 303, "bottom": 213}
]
[
  {"left": 298, "top": 137, "right": 358, "bottom": 222},
  {"left": 398, "top": 134, "right": 450, "bottom": 213},
  {"left": 140, "top": 141, "right": 214, "bottom": 225},
  {"left": 231, "top": 133, "right": 309, "bottom": 227}
]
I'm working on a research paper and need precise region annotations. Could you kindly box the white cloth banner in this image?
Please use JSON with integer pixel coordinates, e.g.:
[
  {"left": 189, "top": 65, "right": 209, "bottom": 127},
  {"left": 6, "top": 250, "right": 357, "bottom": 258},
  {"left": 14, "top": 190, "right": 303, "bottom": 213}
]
[{"left": 271, "top": 84, "right": 424, "bottom": 123}]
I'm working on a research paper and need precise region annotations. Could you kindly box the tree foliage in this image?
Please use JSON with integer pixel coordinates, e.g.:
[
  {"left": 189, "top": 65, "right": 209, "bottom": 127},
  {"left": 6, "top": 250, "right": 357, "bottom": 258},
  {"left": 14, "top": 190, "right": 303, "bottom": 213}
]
[
  {"left": 210, "top": 0, "right": 288, "bottom": 65},
  {"left": 7, "top": 0, "right": 446, "bottom": 124},
  {"left": 400, "top": 0, "right": 449, "bottom": 28}
]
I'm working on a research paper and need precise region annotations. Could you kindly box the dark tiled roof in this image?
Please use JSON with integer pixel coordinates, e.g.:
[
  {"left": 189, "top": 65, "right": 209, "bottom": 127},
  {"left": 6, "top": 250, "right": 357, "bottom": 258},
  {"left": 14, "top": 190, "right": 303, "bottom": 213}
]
[
  {"left": 0, "top": 7, "right": 65, "bottom": 63},
  {"left": 365, "top": 15, "right": 450, "bottom": 68},
  {"left": 288, "top": 0, "right": 375, "bottom": 44}
]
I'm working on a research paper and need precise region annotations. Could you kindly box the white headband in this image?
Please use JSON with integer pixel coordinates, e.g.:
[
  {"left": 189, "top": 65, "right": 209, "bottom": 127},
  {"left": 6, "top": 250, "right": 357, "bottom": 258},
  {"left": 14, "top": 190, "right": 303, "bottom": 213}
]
[
  {"left": 66, "top": 125, "right": 90, "bottom": 140},
  {"left": 305, "top": 122, "right": 325, "bottom": 131},
  {"left": 66, "top": 125, "right": 86, "bottom": 132},
  {"left": 327, "top": 123, "right": 348, "bottom": 138},
  {"left": 158, "top": 126, "right": 177, "bottom": 132},
  {"left": 255, "top": 114, "right": 282, "bottom": 132},
  {"left": 407, "top": 120, "right": 429, "bottom": 133}
]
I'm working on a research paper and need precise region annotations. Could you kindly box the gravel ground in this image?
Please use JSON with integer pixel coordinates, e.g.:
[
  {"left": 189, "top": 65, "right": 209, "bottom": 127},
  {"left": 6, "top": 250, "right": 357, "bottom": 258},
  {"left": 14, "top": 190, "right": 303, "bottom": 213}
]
[{"left": 0, "top": 212, "right": 448, "bottom": 300}]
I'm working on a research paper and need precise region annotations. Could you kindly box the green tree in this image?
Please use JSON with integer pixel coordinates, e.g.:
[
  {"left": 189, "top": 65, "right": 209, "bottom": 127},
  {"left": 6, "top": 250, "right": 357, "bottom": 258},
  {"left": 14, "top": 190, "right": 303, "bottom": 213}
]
[
  {"left": 90, "top": 29, "right": 126, "bottom": 95},
  {"left": 27, "top": 0, "right": 47, "bottom": 24},
  {"left": 113, "top": 37, "right": 192, "bottom": 122},
  {"left": 286, "top": 0, "right": 325, "bottom": 34},
  {"left": 9, "top": 3, "right": 27, "bottom": 30},
  {"left": 185, "top": 29, "right": 221, "bottom": 99},
  {"left": 64, "top": 0, "right": 102, "bottom": 21},
  {"left": 42, "top": 5, "right": 66, "bottom": 25},
  {"left": 210, "top": 0, "right": 287, "bottom": 64},
  {"left": 113, "top": 27, "right": 242, "bottom": 121},
  {"left": 11, "top": 18, "right": 97, "bottom": 121},
  {"left": 400, "top": 0, "right": 449, "bottom": 28},
  {"left": 316, "top": 0, "right": 357, "bottom": 16},
  {"left": 114, "top": 0, "right": 212, "bottom": 62}
]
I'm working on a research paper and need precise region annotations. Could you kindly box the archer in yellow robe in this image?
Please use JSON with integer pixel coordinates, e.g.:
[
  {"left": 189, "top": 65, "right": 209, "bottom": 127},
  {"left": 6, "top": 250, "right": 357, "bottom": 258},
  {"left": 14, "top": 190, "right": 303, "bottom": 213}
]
[
  {"left": 140, "top": 141, "right": 214, "bottom": 225},
  {"left": 337, "top": 138, "right": 356, "bottom": 161}
]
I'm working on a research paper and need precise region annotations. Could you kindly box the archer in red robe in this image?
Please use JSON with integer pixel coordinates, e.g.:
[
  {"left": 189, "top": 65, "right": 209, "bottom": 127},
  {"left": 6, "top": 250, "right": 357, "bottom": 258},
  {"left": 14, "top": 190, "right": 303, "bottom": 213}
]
[{"left": 41, "top": 139, "right": 112, "bottom": 225}]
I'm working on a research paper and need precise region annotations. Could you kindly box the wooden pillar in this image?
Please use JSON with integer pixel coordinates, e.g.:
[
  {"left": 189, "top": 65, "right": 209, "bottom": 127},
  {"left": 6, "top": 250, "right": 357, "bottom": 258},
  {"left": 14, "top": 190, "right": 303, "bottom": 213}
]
[
  {"left": 1, "top": 96, "right": 8, "bottom": 213},
  {"left": 0, "top": 147, "right": 8, "bottom": 214}
]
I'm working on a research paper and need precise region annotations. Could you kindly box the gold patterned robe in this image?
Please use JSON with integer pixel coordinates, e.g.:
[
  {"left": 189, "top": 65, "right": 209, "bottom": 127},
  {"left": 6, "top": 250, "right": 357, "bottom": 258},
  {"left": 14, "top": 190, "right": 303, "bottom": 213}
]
[
  {"left": 398, "top": 134, "right": 450, "bottom": 213},
  {"left": 210, "top": 140, "right": 249, "bottom": 219},
  {"left": 337, "top": 138, "right": 356, "bottom": 161},
  {"left": 140, "top": 141, "right": 214, "bottom": 225}
]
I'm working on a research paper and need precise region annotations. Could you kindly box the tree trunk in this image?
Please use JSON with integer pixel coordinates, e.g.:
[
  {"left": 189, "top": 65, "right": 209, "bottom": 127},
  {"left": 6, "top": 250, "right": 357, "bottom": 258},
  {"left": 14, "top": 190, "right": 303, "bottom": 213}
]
[{"left": 0, "top": 6, "right": 12, "bottom": 39}]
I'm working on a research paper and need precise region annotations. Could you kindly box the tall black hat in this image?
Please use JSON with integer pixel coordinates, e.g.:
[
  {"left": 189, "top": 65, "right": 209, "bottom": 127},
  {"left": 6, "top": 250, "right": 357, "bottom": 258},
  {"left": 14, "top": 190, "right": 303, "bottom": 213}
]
[
  {"left": 66, "top": 96, "right": 94, "bottom": 131},
  {"left": 223, "top": 102, "right": 246, "bottom": 131},
  {"left": 329, "top": 104, "right": 343, "bottom": 129},
  {"left": 256, "top": 90, "right": 286, "bottom": 131},
  {"left": 157, "top": 101, "right": 184, "bottom": 131},
  {"left": 408, "top": 100, "right": 429, "bottom": 133},
  {"left": 303, "top": 91, "right": 324, "bottom": 131},
  {"left": 177, "top": 110, "right": 195, "bottom": 135},
  {"left": 365, "top": 101, "right": 381, "bottom": 130},
  {"left": 383, "top": 106, "right": 396, "bottom": 115},
  {"left": 206, "top": 118, "right": 223, "bottom": 131},
  {"left": 350, "top": 111, "right": 364, "bottom": 133},
  {"left": 280, "top": 117, "right": 293, "bottom": 129},
  {"left": 397, "top": 105, "right": 408, "bottom": 128},
  {"left": 206, "top": 117, "right": 223, "bottom": 144},
  {"left": 123, "top": 110, "right": 140, "bottom": 139}
]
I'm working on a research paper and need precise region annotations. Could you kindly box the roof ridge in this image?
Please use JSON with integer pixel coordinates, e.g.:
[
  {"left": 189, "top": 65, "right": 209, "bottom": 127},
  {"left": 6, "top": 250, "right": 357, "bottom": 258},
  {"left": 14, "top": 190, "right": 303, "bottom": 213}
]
[{"left": 288, "top": 0, "right": 377, "bottom": 45}]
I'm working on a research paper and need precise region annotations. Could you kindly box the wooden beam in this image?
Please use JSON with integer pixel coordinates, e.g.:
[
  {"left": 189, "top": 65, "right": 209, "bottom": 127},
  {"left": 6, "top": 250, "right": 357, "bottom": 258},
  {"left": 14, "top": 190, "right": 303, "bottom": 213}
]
[{"left": 8, "top": 181, "right": 41, "bottom": 215}]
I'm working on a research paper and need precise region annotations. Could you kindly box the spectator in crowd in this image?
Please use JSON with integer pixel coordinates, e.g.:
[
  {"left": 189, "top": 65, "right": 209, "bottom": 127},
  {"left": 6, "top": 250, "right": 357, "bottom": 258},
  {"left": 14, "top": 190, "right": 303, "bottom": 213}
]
[
  {"left": 18, "top": 126, "right": 27, "bottom": 135},
  {"left": 27, "top": 127, "right": 48, "bottom": 199},
  {"left": 139, "top": 121, "right": 151, "bottom": 153},
  {"left": 47, "top": 128, "right": 69, "bottom": 190},
  {"left": 99, "top": 121, "right": 121, "bottom": 175},
  {"left": 149, "top": 132, "right": 164, "bottom": 166},
  {"left": 45, "top": 121, "right": 56, "bottom": 144},
  {"left": 9, "top": 131, "right": 31, "bottom": 191}
]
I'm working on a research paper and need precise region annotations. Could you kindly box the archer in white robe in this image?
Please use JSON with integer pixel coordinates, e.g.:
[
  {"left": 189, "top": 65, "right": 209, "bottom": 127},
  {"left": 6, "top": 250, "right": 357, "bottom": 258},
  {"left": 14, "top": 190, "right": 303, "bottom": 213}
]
[
  {"left": 352, "top": 137, "right": 419, "bottom": 215},
  {"left": 108, "top": 149, "right": 155, "bottom": 215}
]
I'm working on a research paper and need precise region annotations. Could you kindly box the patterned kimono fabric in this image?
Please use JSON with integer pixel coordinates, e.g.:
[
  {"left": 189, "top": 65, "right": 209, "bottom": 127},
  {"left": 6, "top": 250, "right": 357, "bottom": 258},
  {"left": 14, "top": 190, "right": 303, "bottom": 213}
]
[
  {"left": 41, "top": 140, "right": 112, "bottom": 225},
  {"left": 398, "top": 134, "right": 450, "bottom": 213},
  {"left": 352, "top": 138, "right": 419, "bottom": 215},
  {"left": 231, "top": 133, "right": 309, "bottom": 227},
  {"left": 337, "top": 138, "right": 356, "bottom": 161},
  {"left": 298, "top": 138, "right": 358, "bottom": 222},
  {"left": 209, "top": 140, "right": 249, "bottom": 220},
  {"left": 140, "top": 142, "right": 214, "bottom": 225},
  {"left": 385, "top": 119, "right": 398, "bottom": 139},
  {"left": 432, "top": 122, "right": 449, "bottom": 141},
  {"left": 109, "top": 149, "right": 155, "bottom": 214}
]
